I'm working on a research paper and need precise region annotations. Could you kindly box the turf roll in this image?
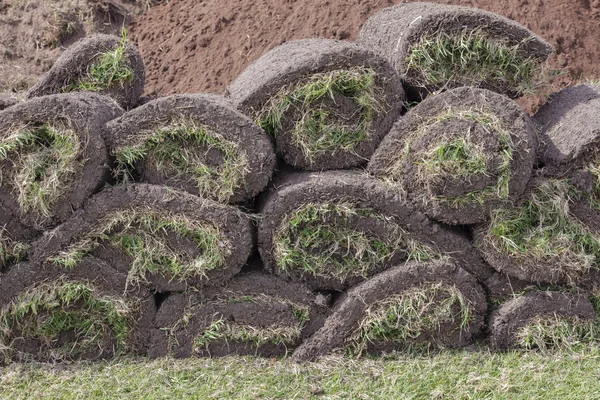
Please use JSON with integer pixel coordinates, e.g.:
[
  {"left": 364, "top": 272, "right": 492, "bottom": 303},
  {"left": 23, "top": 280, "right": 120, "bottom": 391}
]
[
  {"left": 474, "top": 178, "right": 600, "bottom": 286},
  {"left": 0, "top": 94, "right": 18, "bottom": 111},
  {"left": 0, "top": 92, "right": 122, "bottom": 271},
  {"left": 489, "top": 291, "right": 597, "bottom": 350},
  {"left": 27, "top": 33, "right": 145, "bottom": 110},
  {"left": 227, "top": 38, "right": 404, "bottom": 170},
  {"left": 292, "top": 259, "right": 486, "bottom": 361},
  {"left": 106, "top": 94, "right": 276, "bottom": 204},
  {"left": 258, "top": 170, "right": 493, "bottom": 291},
  {"left": 0, "top": 258, "right": 155, "bottom": 363},
  {"left": 368, "top": 87, "right": 537, "bottom": 225},
  {"left": 149, "top": 271, "right": 329, "bottom": 358},
  {"left": 30, "top": 184, "right": 254, "bottom": 292},
  {"left": 357, "top": 2, "right": 553, "bottom": 100}
]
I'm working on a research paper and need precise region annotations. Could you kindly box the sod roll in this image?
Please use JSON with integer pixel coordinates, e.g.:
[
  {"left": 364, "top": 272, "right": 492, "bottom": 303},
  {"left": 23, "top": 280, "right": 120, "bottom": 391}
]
[
  {"left": 292, "top": 259, "right": 487, "bottom": 361},
  {"left": 474, "top": 178, "right": 600, "bottom": 287},
  {"left": 106, "top": 94, "right": 276, "bottom": 204},
  {"left": 27, "top": 34, "right": 145, "bottom": 110},
  {"left": 0, "top": 94, "right": 18, "bottom": 111},
  {"left": 0, "top": 258, "right": 155, "bottom": 363},
  {"left": 358, "top": 2, "right": 553, "bottom": 99},
  {"left": 489, "top": 291, "right": 596, "bottom": 350},
  {"left": 0, "top": 93, "right": 123, "bottom": 271},
  {"left": 368, "top": 87, "right": 537, "bottom": 225},
  {"left": 149, "top": 271, "right": 329, "bottom": 358},
  {"left": 228, "top": 38, "right": 404, "bottom": 170},
  {"left": 258, "top": 170, "right": 493, "bottom": 291},
  {"left": 30, "top": 183, "right": 254, "bottom": 292}
]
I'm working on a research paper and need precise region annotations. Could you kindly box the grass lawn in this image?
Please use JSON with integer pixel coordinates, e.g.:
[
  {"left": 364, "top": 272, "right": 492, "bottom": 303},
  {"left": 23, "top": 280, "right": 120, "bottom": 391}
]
[{"left": 2, "top": 347, "right": 600, "bottom": 399}]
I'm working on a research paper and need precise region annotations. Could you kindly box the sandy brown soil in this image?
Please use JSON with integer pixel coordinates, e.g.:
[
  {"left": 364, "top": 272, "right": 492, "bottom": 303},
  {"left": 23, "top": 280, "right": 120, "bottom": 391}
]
[{"left": 127, "top": 0, "right": 600, "bottom": 111}]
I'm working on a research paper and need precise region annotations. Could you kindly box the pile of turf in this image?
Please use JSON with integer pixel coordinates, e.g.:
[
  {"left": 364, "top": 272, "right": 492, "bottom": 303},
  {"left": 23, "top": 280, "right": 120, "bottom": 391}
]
[{"left": 3, "top": 2, "right": 600, "bottom": 361}]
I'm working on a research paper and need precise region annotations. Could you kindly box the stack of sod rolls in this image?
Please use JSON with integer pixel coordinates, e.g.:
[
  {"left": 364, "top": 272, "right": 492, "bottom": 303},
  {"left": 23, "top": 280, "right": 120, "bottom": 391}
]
[{"left": 3, "top": 2, "right": 600, "bottom": 362}]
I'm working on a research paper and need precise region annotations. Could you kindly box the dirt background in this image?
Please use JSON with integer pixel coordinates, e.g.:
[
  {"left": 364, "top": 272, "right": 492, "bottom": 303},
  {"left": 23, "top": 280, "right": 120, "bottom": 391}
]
[{"left": 1, "top": 0, "right": 599, "bottom": 111}]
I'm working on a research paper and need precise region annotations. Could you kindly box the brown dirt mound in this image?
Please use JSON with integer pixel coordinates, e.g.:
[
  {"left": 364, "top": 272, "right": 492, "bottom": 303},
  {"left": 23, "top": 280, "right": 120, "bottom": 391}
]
[{"left": 128, "top": 0, "right": 600, "bottom": 112}]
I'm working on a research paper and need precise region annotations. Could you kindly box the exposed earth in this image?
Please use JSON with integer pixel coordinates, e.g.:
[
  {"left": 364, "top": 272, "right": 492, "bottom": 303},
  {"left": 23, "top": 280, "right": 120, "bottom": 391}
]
[{"left": 1, "top": 0, "right": 599, "bottom": 111}]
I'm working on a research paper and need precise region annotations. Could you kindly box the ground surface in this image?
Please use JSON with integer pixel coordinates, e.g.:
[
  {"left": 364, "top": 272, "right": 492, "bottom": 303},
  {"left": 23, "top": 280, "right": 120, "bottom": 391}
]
[
  {"left": 2, "top": 0, "right": 600, "bottom": 111},
  {"left": 2, "top": 348, "right": 600, "bottom": 399}
]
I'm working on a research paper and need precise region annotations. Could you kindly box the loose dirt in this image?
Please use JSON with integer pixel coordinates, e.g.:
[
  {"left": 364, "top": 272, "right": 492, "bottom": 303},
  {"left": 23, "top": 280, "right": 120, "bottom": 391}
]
[{"left": 127, "top": 0, "right": 600, "bottom": 112}]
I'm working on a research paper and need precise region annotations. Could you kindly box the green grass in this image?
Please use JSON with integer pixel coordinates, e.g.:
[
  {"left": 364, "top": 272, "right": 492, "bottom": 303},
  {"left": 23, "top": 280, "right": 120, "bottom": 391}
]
[
  {"left": 49, "top": 210, "right": 231, "bottom": 285},
  {"left": 68, "top": 29, "right": 134, "bottom": 92},
  {"left": 0, "top": 280, "right": 133, "bottom": 363},
  {"left": 406, "top": 29, "right": 542, "bottom": 95},
  {"left": 0, "top": 229, "right": 30, "bottom": 266},
  {"left": 516, "top": 315, "right": 600, "bottom": 351},
  {"left": 387, "top": 109, "right": 514, "bottom": 209},
  {"left": 0, "top": 123, "right": 81, "bottom": 221},
  {"left": 273, "top": 202, "right": 438, "bottom": 281},
  {"left": 4, "top": 349, "right": 600, "bottom": 399},
  {"left": 257, "top": 67, "right": 388, "bottom": 164},
  {"left": 351, "top": 283, "right": 473, "bottom": 356},
  {"left": 114, "top": 121, "right": 249, "bottom": 203},
  {"left": 483, "top": 179, "right": 600, "bottom": 283}
]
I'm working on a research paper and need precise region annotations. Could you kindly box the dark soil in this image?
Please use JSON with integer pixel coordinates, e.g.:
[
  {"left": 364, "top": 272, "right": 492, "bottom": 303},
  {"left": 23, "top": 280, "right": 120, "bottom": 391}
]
[
  {"left": 258, "top": 170, "right": 493, "bottom": 291},
  {"left": 30, "top": 183, "right": 254, "bottom": 292},
  {"left": 357, "top": 2, "right": 553, "bottom": 99},
  {"left": 292, "top": 259, "right": 487, "bottom": 361},
  {"left": 489, "top": 291, "right": 595, "bottom": 349},
  {"left": 106, "top": 94, "right": 276, "bottom": 204},
  {"left": 27, "top": 34, "right": 145, "bottom": 110},
  {"left": 0, "top": 92, "right": 122, "bottom": 232},
  {"left": 228, "top": 38, "right": 404, "bottom": 170},
  {"left": 150, "top": 270, "right": 330, "bottom": 358},
  {"left": 368, "top": 87, "right": 537, "bottom": 225}
]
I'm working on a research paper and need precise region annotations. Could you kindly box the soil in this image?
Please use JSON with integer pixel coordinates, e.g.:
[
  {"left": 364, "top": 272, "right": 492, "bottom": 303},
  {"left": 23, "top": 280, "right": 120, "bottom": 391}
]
[
  {"left": 0, "top": 92, "right": 121, "bottom": 232},
  {"left": 292, "top": 259, "right": 487, "bottom": 362},
  {"left": 489, "top": 291, "right": 595, "bottom": 349},
  {"left": 357, "top": 2, "right": 553, "bottom": 99},
  {"left": 0, "top": 0, "right": 141, "bottom": 93},
  {"left": 368, "top": 87, "right": 537, "bottom": 225},
  {"left": 258, "top": 170, "right": 494, "bottom": 289},
  {"left": 127, "top": 0, "right": 600, "bottom": 113},
  {"left": 27, "top": 34, "right": 146, "bottom": 110},
  {"left": 106, "top": 94, "right": 276, "bottom": 204},
  {"left": 228, "top": 38, "right": 404, "bottom": 170},
  {"left": 149, "top": 270, "right": 330, "bottom": 358},
  {"left": 30, "top": 183, "right": 255, "bottom": 292}
]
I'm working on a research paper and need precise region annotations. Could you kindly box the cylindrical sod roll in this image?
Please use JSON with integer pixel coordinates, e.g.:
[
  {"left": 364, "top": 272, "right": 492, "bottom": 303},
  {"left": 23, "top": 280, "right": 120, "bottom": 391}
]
[
  {"left": 358, "top": 2, "right": 553, "bottom": 99},
  {"left": 474, "top": 178, "right": 600, "bottom": 287},
  {"left": 0, "top": 94, "right": 18, "bottom": 111},
  {"left": 368, "top": 87, "right": 537, "bottom": 225},
  {"left": 106, "top": 94, "right": 276, "bottom": 204},
  {"left": 489, "top": 291, "right": 596, "bottom": 350},
  {"left": 0, "top": 93, "right": 122, "bottom": 270},
  {"left": 258, "top": 170, "right": 493, "bottom": 291},
  {"left": 149, "top": 271, "right": 330, "bottom": 358},
  {"left": 292, "top": 259, "right": 487, "bottom": 361},
  {"left": 228, "top": 38, "right": 404, "bottom": 170},
  {"left": 30, "top": 184, "right": 254, "bottom": 292},
  {"left": 27, "top": 34, "right": 145, "bottom": 110},
  {"left": 0, "top": 258, "right": 155, "bottom": 363}
]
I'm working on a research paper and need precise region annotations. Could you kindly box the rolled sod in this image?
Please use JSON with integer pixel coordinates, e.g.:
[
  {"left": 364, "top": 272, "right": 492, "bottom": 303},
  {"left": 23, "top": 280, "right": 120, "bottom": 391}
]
[
  {"left": 30, "top": 183, "right": 254, "bottom": 292},
  {"left": 474, "top": 178, "right": 600, "bottom": 287},
  {"left": 0, "top": 93, "right": 122, "bottom": 270},
  {"left": 489, "top": 291, "right": 596, "bottom": 350},
  {"left": 358, "top": 2, "right": 553, "bottom": 100},
  {"left": 368, "top": 87, "right": 537, "bottom": 225},
  {"left": 149, "top": 271, "right": 330, "bottom": 358},
  {"left": 258, "top": 170, "right": 493, "bottom": 291},
  {"left": 227, "top": 38, "right": 404, "bottom": 170},
  {"left": 292, "top": 259, "right": 486, "bottom": 361},
  {"left": 27, "top": 34, "right": 145, "bottom": 110},
  {"left": 0, "top": 258, "right": 155, "bottom": 363},
  {"left": 106, "top": 94, "right": 276, "bottom": 204},
  {"left": 0, "top": 94, "right": 18, "bottom": 111}
]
